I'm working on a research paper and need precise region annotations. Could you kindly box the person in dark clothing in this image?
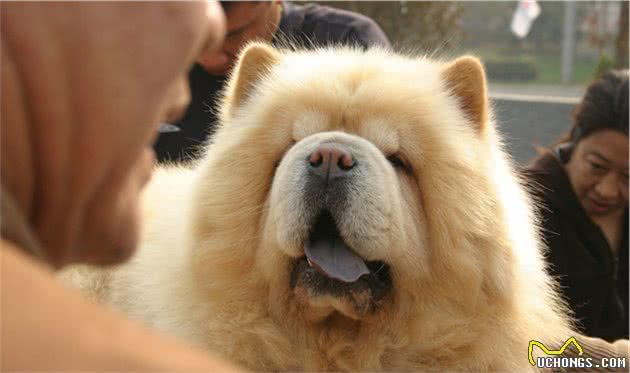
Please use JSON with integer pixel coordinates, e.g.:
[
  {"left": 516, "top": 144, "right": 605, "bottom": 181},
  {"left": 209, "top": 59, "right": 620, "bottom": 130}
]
[
  {"left": 154, "top": 1, "right": 391, "bottom": 163},
  {"left": 524, "top": 70, "right": 629, "bottom": 342}
]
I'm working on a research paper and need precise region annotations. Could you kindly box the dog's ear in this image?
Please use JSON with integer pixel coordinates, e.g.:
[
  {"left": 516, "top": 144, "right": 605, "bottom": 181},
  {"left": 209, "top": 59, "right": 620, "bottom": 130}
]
[
  {"left": 221, "top": 42, "right": 280, "bottom": 119},
  {"left": 440, "top": 56, "right": 489, "bottom": 132}
]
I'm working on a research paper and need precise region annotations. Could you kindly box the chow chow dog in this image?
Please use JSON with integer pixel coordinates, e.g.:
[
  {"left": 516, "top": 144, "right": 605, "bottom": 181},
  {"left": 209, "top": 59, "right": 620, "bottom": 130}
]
[{"left": 61, "top": 43, "right": 574, "bottom": 371}]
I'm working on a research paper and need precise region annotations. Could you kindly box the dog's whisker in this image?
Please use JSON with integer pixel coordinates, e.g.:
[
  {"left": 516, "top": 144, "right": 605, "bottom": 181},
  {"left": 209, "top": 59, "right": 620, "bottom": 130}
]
[{"left": 372, "top": 262, "right": 386, "bottom": 275}]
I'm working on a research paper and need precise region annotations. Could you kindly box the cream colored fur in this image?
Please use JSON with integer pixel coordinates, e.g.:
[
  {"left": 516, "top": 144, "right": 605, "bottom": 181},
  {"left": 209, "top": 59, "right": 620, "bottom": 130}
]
[{"left": 60, "top": 43, "right": 574, "bottom": 371}]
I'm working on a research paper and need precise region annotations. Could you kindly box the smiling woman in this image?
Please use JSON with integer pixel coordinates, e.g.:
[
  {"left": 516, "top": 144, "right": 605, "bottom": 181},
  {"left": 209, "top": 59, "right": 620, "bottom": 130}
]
[{"left": 525, "top": 69, "right": 629, "bottom": 342}]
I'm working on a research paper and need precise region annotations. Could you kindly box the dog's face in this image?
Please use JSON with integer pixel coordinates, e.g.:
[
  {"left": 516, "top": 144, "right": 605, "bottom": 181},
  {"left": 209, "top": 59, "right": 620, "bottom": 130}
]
[
  {"left": 270, "top": 129, "right": 413, "bottom": 320},
  {"left": 194, "top": 43, "right": 513, "bottom": 337}
]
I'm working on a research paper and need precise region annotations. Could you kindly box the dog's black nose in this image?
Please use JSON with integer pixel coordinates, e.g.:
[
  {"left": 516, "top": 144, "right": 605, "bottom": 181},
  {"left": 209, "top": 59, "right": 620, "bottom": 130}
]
[{"left": 308, "top": 144, "right": 355, "bottom": 180}]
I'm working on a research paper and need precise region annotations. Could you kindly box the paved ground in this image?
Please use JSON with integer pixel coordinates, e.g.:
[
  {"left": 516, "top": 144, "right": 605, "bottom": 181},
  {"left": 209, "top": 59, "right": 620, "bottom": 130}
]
[
  {"left": 492, "top": 98, "right": 574, "bottom": 165},
  {"left": 489, "top": 83, "right": 585, "bottom": 100},
  {"left": 487, "top": 83, "right": 582, "bottom": 165}
]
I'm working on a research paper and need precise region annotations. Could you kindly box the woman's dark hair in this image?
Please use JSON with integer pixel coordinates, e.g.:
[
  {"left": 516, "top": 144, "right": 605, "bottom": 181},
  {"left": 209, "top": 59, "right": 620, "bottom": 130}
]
[
  {"left": 559, "top": 70, "right": 629, "bottom": 145},
  {"left": 551, "top": 70, "right": 628, "bottom": 161}
]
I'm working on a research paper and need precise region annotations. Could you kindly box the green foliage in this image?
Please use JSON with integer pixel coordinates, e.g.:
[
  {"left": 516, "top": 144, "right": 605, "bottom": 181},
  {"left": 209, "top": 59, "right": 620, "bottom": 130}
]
[
  {"left": 465, "top": 46, "right": 596, "bottom": 84},
  {"left": 594, "top": 54, "right": 616, "bottom": 79},
  {"left": 485, "top": 60, "right": 538, "bottom": 82}
]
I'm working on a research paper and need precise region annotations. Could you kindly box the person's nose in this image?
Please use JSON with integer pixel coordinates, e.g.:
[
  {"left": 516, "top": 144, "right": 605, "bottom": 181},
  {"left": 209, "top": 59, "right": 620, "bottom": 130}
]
[
  {"left": 164, "top": 77, "right": 191, "bottom": 124},
  {"left": 595, "top": 172, "right": 621, "bottom": 200},
  {"left": 197, "top": 49, "right": 229, "bottom": 71},
  {"left": 203, "top": 0, "right": 227, "bottom": 56}
]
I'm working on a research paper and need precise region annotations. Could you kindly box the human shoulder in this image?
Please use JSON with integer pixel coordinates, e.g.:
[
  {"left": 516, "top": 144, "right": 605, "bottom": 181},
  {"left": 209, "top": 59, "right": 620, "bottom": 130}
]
[
  {"left": 523, "top": 151, "right": 568, "bottom": 204},
  {"left": 281, "top": 2, "right": 390, "bottom": 48},
  {"left": 0, "top": 240, "right": 242, "bottom": 371},
  {"left": 522, "top": 152, "right": 576, "bottom": 243},
  {"left": 568, "top": 335, "right": 630, "bottom": 364},
  {"left": 524, "top": 150, "right": 564, "bottom": 179}
]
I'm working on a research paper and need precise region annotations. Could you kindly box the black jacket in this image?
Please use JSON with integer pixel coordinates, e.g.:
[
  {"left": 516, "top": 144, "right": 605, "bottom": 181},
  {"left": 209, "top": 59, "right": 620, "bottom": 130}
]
[
  {"left": 524, "top": 151, "right": 629, "bottom": 341},
  {"left": 154, "top": 2, "right": 390, "bottom": 163}
]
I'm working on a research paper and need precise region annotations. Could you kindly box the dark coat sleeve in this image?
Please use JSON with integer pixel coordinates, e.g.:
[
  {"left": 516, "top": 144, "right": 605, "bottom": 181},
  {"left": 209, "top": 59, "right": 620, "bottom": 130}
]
[
  {"left": 293, "top": 3, "right": 391, "bottom": 50},
  {"left": 345, "top": 18, "right": 391, "bottom": 49},
  {"left": 537, "top": 200, "right": 570, "bottom": 279}
]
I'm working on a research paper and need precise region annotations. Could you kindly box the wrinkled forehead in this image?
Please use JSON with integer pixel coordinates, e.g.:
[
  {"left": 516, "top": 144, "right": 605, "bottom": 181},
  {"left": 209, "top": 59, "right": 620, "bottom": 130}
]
[
  {"left": 290, "top": 111, "right": 402, "bottom": 155},
  {"left": 276, "top": 53, "right": 437, "bottom": 106},
  {"left": 228, "top": 49, "right": 488, "bottom": 170}
]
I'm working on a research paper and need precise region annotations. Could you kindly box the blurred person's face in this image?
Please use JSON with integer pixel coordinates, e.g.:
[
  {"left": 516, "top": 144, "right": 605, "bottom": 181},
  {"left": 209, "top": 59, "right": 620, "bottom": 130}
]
[
  {"left": 74, "top": 3, "right": 226, "bottom": 266},
  {"left": 565, "top": 129, "right": 629, "bottom": 219},
  {"left": 197, "top": 1, "right": 281, "bottom": 75},
  {"left": 1, "top": 2, "right": 225, "bottom": 267}
]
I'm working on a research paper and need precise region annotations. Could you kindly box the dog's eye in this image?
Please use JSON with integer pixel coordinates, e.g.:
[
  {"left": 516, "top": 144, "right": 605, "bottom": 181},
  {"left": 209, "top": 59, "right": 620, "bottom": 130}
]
[{"left": 387, "top": 154, "right": 406, "bottom": 169}]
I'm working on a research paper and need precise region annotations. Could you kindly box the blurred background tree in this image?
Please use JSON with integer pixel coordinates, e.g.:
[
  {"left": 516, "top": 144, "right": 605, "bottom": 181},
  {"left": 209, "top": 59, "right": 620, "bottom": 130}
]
[
  {"left": 314, "top": 1, "right": 627, "bottom": 85},
  {"left": 325, "top": 1, "right": 463, "bottom": 52},
  {"left": 614, "top": 1, "right": 628, "bottom": 69}
]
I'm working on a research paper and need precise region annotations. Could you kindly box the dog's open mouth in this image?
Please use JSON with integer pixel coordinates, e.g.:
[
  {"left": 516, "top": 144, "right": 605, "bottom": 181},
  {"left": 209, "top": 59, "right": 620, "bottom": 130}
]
[{"left": 289, "top": 211, "right": 392, "bottom": 319}]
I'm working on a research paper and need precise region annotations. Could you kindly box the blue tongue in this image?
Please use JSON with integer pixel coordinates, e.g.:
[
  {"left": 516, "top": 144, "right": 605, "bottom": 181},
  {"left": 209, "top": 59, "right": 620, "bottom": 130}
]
[{"left": 304, "top": 214, "right": 369, "bottom": 283}]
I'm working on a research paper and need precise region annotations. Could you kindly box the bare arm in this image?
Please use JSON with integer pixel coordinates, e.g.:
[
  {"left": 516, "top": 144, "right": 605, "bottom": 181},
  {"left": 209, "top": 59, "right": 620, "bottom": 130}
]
[{"left": 0, "top": 241, "right": 243, "bottom": 372}]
